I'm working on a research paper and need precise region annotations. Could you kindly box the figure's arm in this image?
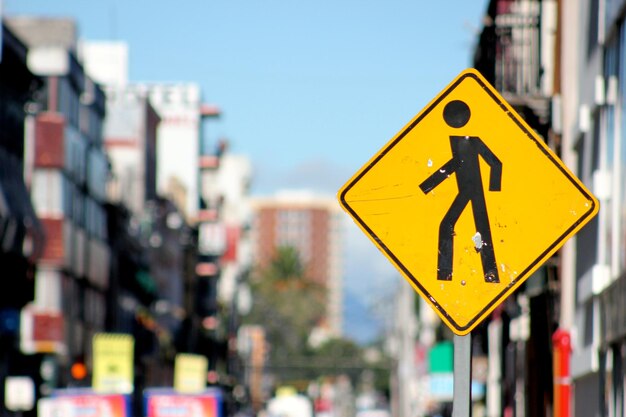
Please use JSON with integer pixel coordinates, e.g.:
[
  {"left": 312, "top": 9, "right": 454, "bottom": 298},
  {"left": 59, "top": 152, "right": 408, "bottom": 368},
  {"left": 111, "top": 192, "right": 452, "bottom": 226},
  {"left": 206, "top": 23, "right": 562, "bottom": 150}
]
[
  {"left": 419, "top": 158, "right": 459, "bottom": 194},
  {"left": 476, "top": 140, "right": 502, "bottom": 191}
]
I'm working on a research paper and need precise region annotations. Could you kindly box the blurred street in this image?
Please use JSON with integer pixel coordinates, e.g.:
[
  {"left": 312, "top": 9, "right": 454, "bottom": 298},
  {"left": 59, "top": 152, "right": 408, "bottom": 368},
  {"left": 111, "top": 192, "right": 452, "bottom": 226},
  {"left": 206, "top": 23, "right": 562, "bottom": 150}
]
[{"left": 0, "top": 1, "right": 625, "bottom": 416}]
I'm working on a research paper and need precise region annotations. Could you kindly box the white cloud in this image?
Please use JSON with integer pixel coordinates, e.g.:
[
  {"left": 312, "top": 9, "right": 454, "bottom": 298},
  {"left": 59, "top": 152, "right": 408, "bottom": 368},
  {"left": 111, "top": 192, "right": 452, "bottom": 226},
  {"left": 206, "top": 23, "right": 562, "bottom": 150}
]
[{"left": 250, "top": 157, "right": 350, "bottom": 196}]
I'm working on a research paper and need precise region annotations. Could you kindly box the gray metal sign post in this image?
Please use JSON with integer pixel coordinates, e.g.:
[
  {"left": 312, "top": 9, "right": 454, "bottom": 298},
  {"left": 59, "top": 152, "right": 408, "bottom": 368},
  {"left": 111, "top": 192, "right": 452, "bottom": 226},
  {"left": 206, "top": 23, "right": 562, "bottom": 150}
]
[{"left": 452, "top": 334, "right": 472, "bottom": 417}]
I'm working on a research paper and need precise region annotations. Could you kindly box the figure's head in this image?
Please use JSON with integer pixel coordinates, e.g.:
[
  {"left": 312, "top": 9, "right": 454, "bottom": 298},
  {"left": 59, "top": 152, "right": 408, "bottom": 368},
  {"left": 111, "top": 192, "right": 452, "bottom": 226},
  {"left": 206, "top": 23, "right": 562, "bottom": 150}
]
[{"left": 443, "top": 100, "right": 470, "bottom": 128}]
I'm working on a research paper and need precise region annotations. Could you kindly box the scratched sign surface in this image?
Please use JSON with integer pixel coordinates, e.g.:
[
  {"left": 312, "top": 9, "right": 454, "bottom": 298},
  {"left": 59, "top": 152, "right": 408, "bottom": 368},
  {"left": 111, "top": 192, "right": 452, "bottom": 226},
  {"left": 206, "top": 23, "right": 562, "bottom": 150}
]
[{"left": 338, "top": 68, "right": 599, "bottom": 335}]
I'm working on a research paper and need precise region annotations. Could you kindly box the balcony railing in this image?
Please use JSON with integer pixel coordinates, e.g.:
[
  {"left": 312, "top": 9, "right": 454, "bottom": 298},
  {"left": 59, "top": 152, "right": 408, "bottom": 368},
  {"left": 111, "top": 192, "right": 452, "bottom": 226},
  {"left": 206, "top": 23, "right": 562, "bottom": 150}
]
[{"left": 494, "top": 1, "right": 542, "bottom": 97}]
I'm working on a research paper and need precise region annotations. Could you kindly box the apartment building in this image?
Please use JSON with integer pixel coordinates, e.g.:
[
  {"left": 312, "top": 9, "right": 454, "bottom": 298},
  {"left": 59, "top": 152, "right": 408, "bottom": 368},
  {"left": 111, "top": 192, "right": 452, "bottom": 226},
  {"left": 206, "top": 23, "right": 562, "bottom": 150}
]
[{"left": 250, "top": 191, "right": 344, "bottom": 340}]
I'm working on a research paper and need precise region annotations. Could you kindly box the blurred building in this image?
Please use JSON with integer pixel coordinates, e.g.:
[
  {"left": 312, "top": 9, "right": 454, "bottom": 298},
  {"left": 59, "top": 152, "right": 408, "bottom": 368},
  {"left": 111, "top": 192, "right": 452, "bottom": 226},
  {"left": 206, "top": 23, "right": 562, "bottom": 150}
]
[
  {"left": 6, "top": 16, "right": 111, "bottom": 395},
  {"left": 250, "top": 191, "right": 344, "bottom": 340},
  {"left": 472, "top": 0, "right": 560, "bottom": 416},
  {"left": 210, "top": 152, "right": 254, "bottom": 314},
  {"left": 80, "top": 41, "right": 129, "bottom": 88},
  {"left": 471, "top": 0, "right": 626, "bottom": 415},
  {"left": 82, "top": 40, "right": 255, "bottom": 405},
  {"left": 133, "top": 83, "right": 221, "bottom": 223},
  {"left": 388, "top": 0, "right": 610, "bottom": 415},
  {"left": 81, "top": 39, "right": 220, "bottom": 377},
  {"left": 84, "top": 43, "right": 220, "bottom": 225},
  {"left": 561, "top": 0, "right": 626, "bottom": 415},
  {"left": 0, "top": 20, "right": 46, "bottom": 417},
  {"left": 101, "top": 85, "right": 159, "bottom": 216},
  {"left": 81, "top": 41, "right": 193, "bottom": 361},
  {"left": 198, "top": 148, "right": 254, "bottom": 384},
  {"left": 98, "top": 81, "right": 194, "bottom": 393},
  {"left": 125, "top": 83, "right": 231, "bottom": 382}
]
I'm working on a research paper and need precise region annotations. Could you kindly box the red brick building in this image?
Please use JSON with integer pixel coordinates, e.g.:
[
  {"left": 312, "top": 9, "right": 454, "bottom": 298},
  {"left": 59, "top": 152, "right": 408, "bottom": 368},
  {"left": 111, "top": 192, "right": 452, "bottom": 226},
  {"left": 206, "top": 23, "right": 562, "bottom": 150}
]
[{"left": 250, "top": 191, "right": 343, "bottom": 339}]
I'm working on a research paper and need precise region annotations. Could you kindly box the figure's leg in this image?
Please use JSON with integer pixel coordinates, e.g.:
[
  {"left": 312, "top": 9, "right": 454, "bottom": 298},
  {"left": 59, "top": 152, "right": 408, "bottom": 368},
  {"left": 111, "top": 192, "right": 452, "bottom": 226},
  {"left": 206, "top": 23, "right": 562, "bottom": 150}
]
[
  {"left": 437, "top": 194, "right": 468, "bottom": 281},
  {"left": 471, "top": 194, "right": 500, "bottom": 283}
]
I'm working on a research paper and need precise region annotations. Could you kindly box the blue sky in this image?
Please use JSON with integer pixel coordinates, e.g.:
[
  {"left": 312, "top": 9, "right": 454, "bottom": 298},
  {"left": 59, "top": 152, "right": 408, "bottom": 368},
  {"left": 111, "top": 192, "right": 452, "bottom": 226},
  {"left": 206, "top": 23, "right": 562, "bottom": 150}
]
[{"left": 5, "top": 0, "right": 489, "bottom": 343}]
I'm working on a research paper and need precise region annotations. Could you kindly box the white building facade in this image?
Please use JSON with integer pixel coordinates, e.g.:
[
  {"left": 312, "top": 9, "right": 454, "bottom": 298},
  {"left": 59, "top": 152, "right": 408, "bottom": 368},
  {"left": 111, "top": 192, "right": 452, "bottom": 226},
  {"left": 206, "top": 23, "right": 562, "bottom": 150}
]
[{"left": 562, "top": 0, "right": 626, "bottom": 415}]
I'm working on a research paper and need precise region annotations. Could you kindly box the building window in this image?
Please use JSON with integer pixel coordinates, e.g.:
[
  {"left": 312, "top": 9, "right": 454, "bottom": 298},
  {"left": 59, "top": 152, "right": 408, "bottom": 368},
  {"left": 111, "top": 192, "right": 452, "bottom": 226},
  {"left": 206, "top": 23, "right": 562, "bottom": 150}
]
[
  {"left": 32, "top": 170, "right": 64, "bottom": 217},
  {"left": 58, "top": 79, "right": 80, "bottom": 130},
  {"left": 275, "top": 209, "right": 311, "bottom": 262},
  {"left": 587, "top": 0, "right": 600, "bottom": 59},
  {"left": 603, "top": 32, "right": 619, "bottom": 273},
  {"left": 618, "top": 21, "right": 626, "bottom": 273},
  {"left": 575, "top": 122, "right": 601, "bottom": 287},
  {"left": 583, "top": 300, "right": 597, "bottom": 347}
]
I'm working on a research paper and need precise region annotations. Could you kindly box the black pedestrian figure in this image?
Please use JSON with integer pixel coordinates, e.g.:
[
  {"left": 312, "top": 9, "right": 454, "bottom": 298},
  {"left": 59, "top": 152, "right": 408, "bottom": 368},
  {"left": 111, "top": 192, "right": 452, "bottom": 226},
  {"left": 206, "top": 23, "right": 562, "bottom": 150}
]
[{"left": 419, "top": 100, "right": 502, "bottom": 283}]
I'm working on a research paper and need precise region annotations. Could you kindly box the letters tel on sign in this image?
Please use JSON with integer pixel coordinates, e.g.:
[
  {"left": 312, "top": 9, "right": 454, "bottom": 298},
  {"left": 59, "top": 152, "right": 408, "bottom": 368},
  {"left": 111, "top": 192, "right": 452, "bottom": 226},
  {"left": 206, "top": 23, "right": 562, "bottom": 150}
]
[{"left": 338, "top": 68, "right": 599, "bottom": 335}]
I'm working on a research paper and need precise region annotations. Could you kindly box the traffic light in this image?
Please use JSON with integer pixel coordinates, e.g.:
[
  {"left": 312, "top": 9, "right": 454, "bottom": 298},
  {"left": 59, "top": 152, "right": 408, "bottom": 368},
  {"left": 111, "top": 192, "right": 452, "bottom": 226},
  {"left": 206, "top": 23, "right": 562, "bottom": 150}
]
[{"left": 70, "top": 361, "right": 87, "bottom": 381}]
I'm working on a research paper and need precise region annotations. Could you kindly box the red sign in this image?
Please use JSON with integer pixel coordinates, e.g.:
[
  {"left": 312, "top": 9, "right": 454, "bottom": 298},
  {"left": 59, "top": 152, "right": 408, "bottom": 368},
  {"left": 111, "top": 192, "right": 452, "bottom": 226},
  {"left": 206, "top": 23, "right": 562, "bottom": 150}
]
[
  {"left": 33, "top": 312, "right": 64, "bottom": 342},
  {"left": 145, "top": 390, "right": 222, "bottom": 417},
  {"left": 46, "top": 391, "right": 130, "bottom": 417}
]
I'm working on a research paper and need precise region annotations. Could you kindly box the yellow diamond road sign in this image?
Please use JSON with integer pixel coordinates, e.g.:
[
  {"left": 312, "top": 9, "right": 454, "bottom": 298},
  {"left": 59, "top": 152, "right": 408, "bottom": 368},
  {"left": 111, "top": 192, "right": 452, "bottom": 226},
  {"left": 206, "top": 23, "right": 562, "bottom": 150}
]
[{"left": 338, "top": 68, "right": 599, "bottom": 335}]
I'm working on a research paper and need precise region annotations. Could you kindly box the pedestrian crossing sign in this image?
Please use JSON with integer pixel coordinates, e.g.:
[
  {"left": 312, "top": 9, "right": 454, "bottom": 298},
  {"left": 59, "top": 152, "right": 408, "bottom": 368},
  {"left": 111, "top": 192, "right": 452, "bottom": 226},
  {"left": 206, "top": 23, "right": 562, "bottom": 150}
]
[{"left": 338, "top": 68, "right": 599, "bottom": 335}]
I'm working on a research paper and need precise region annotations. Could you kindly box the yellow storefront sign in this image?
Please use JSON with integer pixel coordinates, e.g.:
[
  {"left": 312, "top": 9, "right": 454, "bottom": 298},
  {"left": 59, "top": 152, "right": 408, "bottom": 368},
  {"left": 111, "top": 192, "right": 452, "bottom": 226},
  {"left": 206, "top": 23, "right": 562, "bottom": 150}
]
[
  {"left": 174, "top": 353, "right": 208, "bottom": 393},
  {"left": 338, "top": 68, "right": 599, "bottom": 335},
  {"left": 92, "top": 333, "right": 134, "bottom": 394}
]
